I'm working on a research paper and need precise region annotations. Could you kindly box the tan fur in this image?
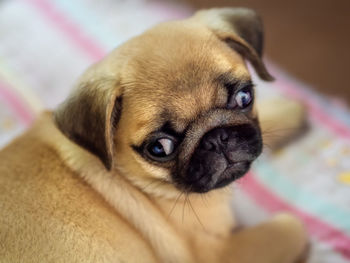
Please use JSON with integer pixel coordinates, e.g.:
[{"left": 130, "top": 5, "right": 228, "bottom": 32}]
[
  {"left": 0, "top": 114, "right": 157, "bottom": 263},
  {"left": 0, "top": 8, "right": 308, "bottom": 263}
]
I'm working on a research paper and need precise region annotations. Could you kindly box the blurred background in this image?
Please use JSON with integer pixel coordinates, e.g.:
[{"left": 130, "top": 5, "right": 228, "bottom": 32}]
[{"left": 0, "top": 0, "right": 349, "bottom": 262}]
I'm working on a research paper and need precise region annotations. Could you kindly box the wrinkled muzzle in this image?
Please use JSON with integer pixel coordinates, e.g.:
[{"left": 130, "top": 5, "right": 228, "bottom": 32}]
[{"left": 174, "top": 109, "right": 262, "bottom": 193}]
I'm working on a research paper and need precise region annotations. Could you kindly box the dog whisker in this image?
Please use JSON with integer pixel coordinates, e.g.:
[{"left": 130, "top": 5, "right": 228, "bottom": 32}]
[
  {"left": 188, "top": 195, "right": 206, "bottom": 231},
  {"left": 261, "top": 126, "right": 303, "bottom": 135},
  {"left": 262, "top": 143, "right": 274, "bottom": 150},
  {"left": 182, "top": 193, "right": 187, "bottom": 224},
  {"left": 140, "top": 180, "right": 159, "bottom": 192},
  {"left": 200, "top": 194, "right": 209, "bottom": 207},
  {"left": 167, "top": 192, "right": 183, "bottom": 220},
  {"left": 140, "top": 179, "right": 167, "bottom": 193}
]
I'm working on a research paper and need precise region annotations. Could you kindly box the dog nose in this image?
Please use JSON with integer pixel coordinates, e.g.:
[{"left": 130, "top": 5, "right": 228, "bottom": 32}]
[
  {"left": 183, "top": 124, "right": 261, "bottom": 193},
  {"left": 200, "top": 125, "right": 259, "bottom": 153},
  {"left": 200, "top": 128, "right": 229, "bottom": 152},
  {"left": 184, "top": 124, "right": 262, "bottom": 193}
]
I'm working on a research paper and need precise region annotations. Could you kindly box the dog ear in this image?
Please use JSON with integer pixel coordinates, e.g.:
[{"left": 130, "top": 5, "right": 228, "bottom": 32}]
[
  {"left": 193, "top": 8, "right": 274, "bottom": 81},
  {"left": 54, "top": 77, "right": 122, "bottom": 170}
]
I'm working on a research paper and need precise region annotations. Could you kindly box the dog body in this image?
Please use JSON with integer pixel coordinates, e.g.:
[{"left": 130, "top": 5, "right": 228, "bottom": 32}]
[
  {"left": 0, "top": 8, "right": 308, "bottom": 263},
  {"left": 0, "top": 118, "right": 158, "bottom": 262},
  {"left": 0, "top": 115, "right": 235, "bottom": 263}
]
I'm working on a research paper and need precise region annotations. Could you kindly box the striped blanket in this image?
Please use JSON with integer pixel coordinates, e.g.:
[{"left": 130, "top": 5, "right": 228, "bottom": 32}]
[{"left": 1, "top": 0, "right": 349, "bottom": 262}]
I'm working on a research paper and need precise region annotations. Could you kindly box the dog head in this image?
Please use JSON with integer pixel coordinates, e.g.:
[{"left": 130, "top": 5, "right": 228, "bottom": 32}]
[{"left": 54, "top": 8, "right": 273, "bottom": 195}]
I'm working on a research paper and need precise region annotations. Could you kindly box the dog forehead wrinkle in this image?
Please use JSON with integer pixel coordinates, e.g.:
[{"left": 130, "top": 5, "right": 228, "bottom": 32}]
[
  {"left": 216, "top": 72, "right": 242, "bottom": 86},
  {"left": 122, "top": 31, "right": 222, "bottom": 86},
  {"left": 160, "top": 109, "right": 199, "bottom": 138},
  {"left": 125, "top": 83, "right": 217, "bottom": 131},
  {"left": 127, "top": 59, "right": 215, "bottom": 95},
  {"left": 122, "top": 31, "right": 251, "bottom": 100}
]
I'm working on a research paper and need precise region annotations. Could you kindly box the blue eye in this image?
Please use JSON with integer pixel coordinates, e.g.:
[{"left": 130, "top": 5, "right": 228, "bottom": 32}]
[
  {"left": 151, "top": 142, "right": 165, "bottom": 156},
  {"left": 148, "top": 138, "right": 175, "bottom": 158},
  {"left": 235, "top": 87, "right": 253, "bottom": 108}
]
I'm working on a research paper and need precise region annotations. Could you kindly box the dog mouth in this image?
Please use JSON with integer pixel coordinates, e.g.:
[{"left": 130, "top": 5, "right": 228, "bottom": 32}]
[
  {"left": 215, "top": 161, "right": 251, "bottom": 187},
  {"left": 183, "top": 159, "right": 252, "bottom": 193},
  {"left": 175, "top": 124, "right": 262, "bottom": 193}
]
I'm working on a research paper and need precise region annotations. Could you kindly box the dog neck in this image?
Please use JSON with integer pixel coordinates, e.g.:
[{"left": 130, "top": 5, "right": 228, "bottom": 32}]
[{"left": 34, "top": 112, "right": 235, "bottom": 262}]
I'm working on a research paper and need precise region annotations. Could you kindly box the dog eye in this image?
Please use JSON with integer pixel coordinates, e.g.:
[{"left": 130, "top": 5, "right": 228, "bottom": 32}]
[
  {"left": 235, "top": 87, "right": 253, "bottom": 108},
  {"left": 147, "top": 138, "right": 175, "bottom": 158}
]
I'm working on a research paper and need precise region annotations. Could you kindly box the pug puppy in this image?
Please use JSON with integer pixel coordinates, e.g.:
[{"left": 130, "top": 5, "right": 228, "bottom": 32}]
[{"left": 0, "top": 8, "right": 308, "bottom": 263}]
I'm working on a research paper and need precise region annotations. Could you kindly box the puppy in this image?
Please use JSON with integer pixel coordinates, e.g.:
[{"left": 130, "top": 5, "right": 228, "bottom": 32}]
[{"left": 0, "top": 8, "right": 308, "bottom": 263}]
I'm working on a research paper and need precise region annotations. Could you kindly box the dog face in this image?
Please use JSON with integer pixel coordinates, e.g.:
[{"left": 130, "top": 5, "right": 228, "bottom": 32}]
[{"left": 55, "top": 8, "right": 273, "bottom": 195}]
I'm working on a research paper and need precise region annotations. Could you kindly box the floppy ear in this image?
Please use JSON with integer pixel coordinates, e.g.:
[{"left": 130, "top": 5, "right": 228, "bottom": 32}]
[
  {"left": 54, "top": 78, "right": 122, "bottom": 170},
  {"left": 193, "top": 8, "right": 274, "bottom": 81}
]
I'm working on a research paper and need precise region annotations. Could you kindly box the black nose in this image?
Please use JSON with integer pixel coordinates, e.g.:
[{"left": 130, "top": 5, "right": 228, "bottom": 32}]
[
  {"left": 200, "top": 125, "right": 259, "bottom": 154},
  {"left": 184, "top": 124, "right": 262, "bottom": 193},
  {"left": 201, "top": 128, "right": 229, "bottom": 152}
]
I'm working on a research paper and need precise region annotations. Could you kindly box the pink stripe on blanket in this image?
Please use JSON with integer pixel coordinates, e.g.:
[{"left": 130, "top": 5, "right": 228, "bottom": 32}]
[
  {"left": 241, "top": 172, "right": 350, "bottom": 260},
  {"left": 278, "top": 81, "right": 350, "bottom": 138},
  {"left": 24, "top": 0, "right": 106, "bottom": 61},
  {"left": 0, "top": 81, "right": 34, "bottom": 125},
  {"left": 147, "top": 2, "right": 192, "bottom": 20}
]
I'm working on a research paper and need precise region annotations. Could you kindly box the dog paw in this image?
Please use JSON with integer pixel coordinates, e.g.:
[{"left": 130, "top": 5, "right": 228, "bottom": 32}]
[
  {"left": 294, "top": 242, "right": 311, "bottom": 263},
  {"left": 272, "top": 213, "right": 309, "bottom": 262},
  {"left": 258, "top": 98, "right": 308, "bottom": 149}
]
